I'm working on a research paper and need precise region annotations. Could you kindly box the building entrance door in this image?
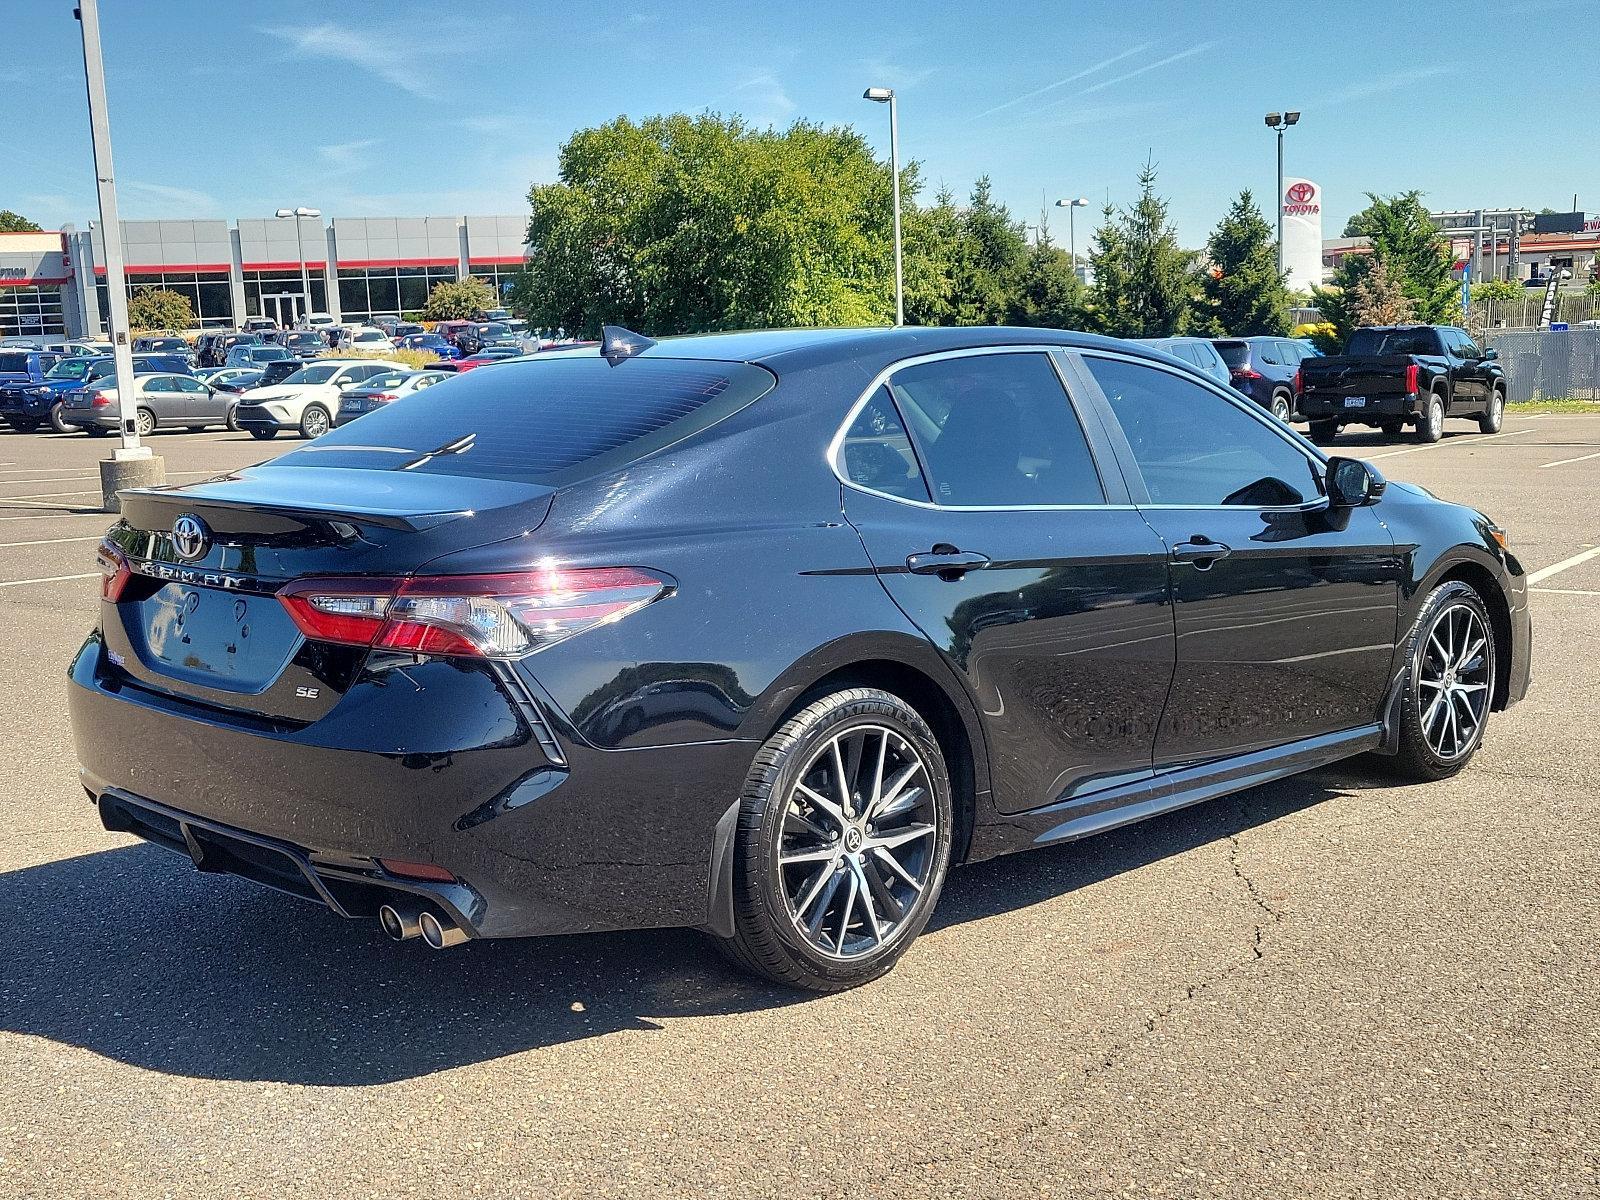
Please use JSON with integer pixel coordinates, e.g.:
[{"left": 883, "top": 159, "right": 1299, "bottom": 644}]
[{"left": 262, "top": 293, "right": 307, "bottom": 328}]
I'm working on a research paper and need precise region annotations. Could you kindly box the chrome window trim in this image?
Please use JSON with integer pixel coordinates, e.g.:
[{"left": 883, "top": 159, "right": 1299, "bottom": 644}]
[{"left": 825, "top": 344, "right": 1134, "bottom": 513}]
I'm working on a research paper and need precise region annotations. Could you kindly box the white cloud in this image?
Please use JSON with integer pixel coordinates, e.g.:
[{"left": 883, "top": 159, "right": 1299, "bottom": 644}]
[
  {"left": 1323, "top": 65, "right": 1450, "bottom": 105},
  {"left": 318, "top": 139, "right": 382, "bottom": 171},
  {"left": 1074, "top": 41, "right": 1217, "bottom": 96},
  {"left": 732, "top": 71, "right": 797, "bottom": 123},
  {"left": 860, "top": 56, "right": 936, "bottom": 91},
  {"left": 971, "top": 43, "right": 1153, "bottom": 120},
  {"left": 261, "top": 24, "right": 451, "bottom": 99},
  {"left": 121, "top": 181, "right": 219, "bottom": 213}
]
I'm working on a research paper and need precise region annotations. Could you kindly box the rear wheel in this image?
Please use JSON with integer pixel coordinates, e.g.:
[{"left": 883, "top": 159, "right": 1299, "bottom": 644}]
[
  {"left": 717, "top": 687, "right": 953, "bottom": 991},
  {"left": 1478, "top": 387, "right": 1505, "bottom": 434},
  {"left": 1385, "top": 581, "right": 1495, "bottom": 781},
  {"left": 134, "top": 408, "right": 156, "bottom": 438},
  {"left": 248, "top": 427, "right": 277, "bottom": 441},
  {"left": 1417, "top": 392, "right": 1444, "bottom": 443},
  {"left": 1308, "top": 419, "right": 1338, "bottom": 445},
  {"left": 299, "top": 405, "right": 330, "bottom": 439},
  {"left": 49, "top": 402, "right": 72, "bottom": 434},
  {"left": 1269, "top": 390, "right": 1292, "bottom": 423}
]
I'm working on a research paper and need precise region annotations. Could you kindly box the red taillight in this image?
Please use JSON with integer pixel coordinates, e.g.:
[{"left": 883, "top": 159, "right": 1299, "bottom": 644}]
[
  {"left": 1404, "top": 364, "right": 1420, "bottom": 394},
  {"left": 1292, "top": 367, "right": 1302, "bottom": 393},
  {"left": 369, "top": 392, "right": 399, "bottom": 402},
  {"left": 97, "top": 541, "right": 132, "bottom": 602},
  {"left": 91, "top": 391, "right": 113, "bottom": 408},
  {"left": 1230, "top": 367, "right": 1263, "bottom": 380},
  {"left": 277, "top": 566, "right": 672, "bottom": 658}
]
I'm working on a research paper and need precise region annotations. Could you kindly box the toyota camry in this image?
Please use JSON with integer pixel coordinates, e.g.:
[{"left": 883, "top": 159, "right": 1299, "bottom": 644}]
[{"left": 69, "top": 326, "right": 1531, "bottom": 990}]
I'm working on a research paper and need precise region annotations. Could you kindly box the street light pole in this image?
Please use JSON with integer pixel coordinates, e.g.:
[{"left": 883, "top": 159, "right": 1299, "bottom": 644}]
[
  {"left": 864, "top": 87, "right": 903, "bottom": 326},
  {"left": 75, "top": 0, "right": 164, "bottom": 509},
  {"left": 1055, "top": 197, "right": 1089, "bottom": 278},
  {"left": 275, "top": 206, "right": 320, "bottom": 325},
  {"left": 1264, "top": 110, "right": 1300, "bottom": 278}
]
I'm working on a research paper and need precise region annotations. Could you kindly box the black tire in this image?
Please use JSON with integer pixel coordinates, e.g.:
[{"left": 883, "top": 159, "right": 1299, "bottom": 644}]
[
  {"left": 716, "top": 687, "right": 953, "bottom": 991},
  {"left": 1269, "top": 390, "right": 1292, "bottom": 423},
  {"left": 1417, "top": 392, "right": 1444, "bottom": 443},
  {"left": 85, "top": 426, "right": 110, "bottom": 437},
  {"left": 134, "top": 408, "right": 156, "bottom": 438},
  {"left": 226, "top": 404, "right": 241, "bottom": 432},
  {"left": 185, "top": 425, "right": 207, "bottom": 433},
  {"left": 248, "top": 427, "right": 278, "bottom": 441},
  {"left": 299, "top": 404, "right": 331, "bottom": 439},
  {"left": 9, "top": 418, "right": 41, "bottom": 434},
  {"left": 1478, "top": 387, "right": 1505, "bottom": 434},
  {"left": 1308, "top": 419, "right": 1338, "bottom": 445},
  {"left": 1384, "top": 580, "right": 1496, "bottom": 782},
  {"left": 1378, "top": 418, "right": 1406, "bottom": 438},
  {"left": 49, "top": 401, "right": 72, "bottom": 434}
]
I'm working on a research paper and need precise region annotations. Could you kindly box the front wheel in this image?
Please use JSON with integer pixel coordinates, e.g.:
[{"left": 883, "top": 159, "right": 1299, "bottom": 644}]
[
  {"left": 1478, "top": 388, "right": 1505, "bottom": 434},
  {"left": 49, "top": 402, "right": 72, "bottom": 434},
  {"left": 717, "top": 687, "right": 953, "bottom": 991},
  {"left": 1269, "top": 391, "right": 1292, "bottom": 423},
  {"left": 225, "top": 404, "right": 241, "bottom": 432},
  {"left": 299, "top": 405, "right": 330, "bottom": 439},
  {"left": 1417, "top": 393, "right": 1444, "bottom": 443},
  {"left": 1308, "top": 419, "right": 1338, "bottom": 445},
  {"left": 248, "top": 427, "right": 278, "bottom": 441},
  {"left": 1385, "top": 581, "right": 1496, "bottom": 781}
]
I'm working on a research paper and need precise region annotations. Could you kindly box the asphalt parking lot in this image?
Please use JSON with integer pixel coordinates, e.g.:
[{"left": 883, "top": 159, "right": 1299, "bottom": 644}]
[{"left": 1, "top": 413, "right": 1596, "bottom": 1199}]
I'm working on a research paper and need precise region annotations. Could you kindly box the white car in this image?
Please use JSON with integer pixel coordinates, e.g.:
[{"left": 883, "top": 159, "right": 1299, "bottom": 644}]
[
  {"left": 346, "top": 326, "right": 396, "bottom": 354},
  {"left": 233, "top": 358, "right": 397, "bottom": 440},
  {"left": 302, "top": 312, "right": 337, "bottom": 330}
]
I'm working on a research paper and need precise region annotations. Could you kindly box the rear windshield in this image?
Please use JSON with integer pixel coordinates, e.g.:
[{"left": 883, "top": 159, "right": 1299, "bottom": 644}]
[
  {"left": 1347, "top": 328, "right": 1442, "bottom": 356},
  {"left": 0, "top": 352, "right": 31, "bottom": 372},
  {"left": 273, "top": 356, "right": 775, "bottom": 485},
  {"left": 1213, "top": 341, "right": 1249, "bottom": 368}
]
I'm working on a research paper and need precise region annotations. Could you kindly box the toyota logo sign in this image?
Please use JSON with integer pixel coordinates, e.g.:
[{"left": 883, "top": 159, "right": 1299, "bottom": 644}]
[
  {"left": 1286, "top": 181, "right": 1315, "bottom": 205},
  {"left": 171, "top": 514, "right": 211, "bottom": 561}
]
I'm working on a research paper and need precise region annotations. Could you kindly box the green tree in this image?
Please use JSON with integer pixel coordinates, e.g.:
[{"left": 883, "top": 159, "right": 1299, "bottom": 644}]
[
  {"left": 1198, "top": 190, "right": 1290, "bottom": 336},
  {"left": 510, "top": 113, "right": 898, "bottom": 336},
  {"left": 1471, "top": 279, "right": 1523, "bottom": 304},
  {"left": 126, "top": 287, "right": 195, "bottom": 332},
  {"left": 1317, "top": 256, "right": 1414, "bottom": 342},
  {"left": 422, "top": 277, "right": 498, "bottom": 321},
  {"left": 0, "top": 210, "right": 42, "bottom": 233},
  {"left": 1007, "top": 240, "right": 1091, "bottom": 330},
  {"left": 1088, "top": 163, "right": 1194, "bottom": 337},
  {"left": 1322, "top": 192, "right": 1455, "bottom": 327}
]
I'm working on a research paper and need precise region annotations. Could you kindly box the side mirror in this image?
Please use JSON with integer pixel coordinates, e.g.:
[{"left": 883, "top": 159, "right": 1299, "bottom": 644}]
[
  {"left": 1327, "top": 456, "right": 1385, "bottom": 507},
  {"left": 1482, "top": 347, "right": 1498, "bottom": 361}
]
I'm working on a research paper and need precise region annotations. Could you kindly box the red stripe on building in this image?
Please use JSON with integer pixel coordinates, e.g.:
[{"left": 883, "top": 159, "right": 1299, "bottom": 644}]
[
  {"left": 0, "top": 276, "right": 72, "bottom": 287},
  {"left": 94, "top": 263, "right": 235, "bottom": 275},
  {"left": 468, "top": 255, "right": 527, "bottom": 266}
]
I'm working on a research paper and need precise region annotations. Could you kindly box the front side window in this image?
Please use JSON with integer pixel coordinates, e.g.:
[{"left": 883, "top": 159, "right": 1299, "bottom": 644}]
[
  {"left": 1085, "top": 356, "right": 1322, "bottom": 508},
  {"left": 840, "top": 386, "right": 929, "bottom": 502},
  {"left": 283, "top": 364, "right": 340, "bottom": 386},
  {"left": 887, "top": 352, "right": 1104, "bottom": 506}
]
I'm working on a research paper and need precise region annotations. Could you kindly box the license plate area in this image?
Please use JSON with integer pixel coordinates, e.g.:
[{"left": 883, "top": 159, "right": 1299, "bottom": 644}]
[
  {"left": 1343, "top": 396, "right": 1367, "bottom": 408},
  {"left": 129, "top": 583, "right": 302, "bottom": 692}
]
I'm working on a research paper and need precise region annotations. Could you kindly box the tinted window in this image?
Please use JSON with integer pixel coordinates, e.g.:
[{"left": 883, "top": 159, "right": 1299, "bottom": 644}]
[
  {"left": 1214, "top": 341, "right": 1249, "bottom": 369},
  {"left": 0, "top": 352, "right": 28, "bottom": 372},
  {"left": 365, "top": 372, "right": 413, "bottom": 390},
  {"left": 275, "top": 357, "right": 775, "bottom": 486},
  {"left": 1347, "top": 328, "right": 1442, "bottom": 356},
  {"left": 282, "top": 364, "right": 340, "bottom": 385},
  {"left": 887, "top": 353, "right": 1103, "bottom": 506},
  {"left": 1255, "top": 340, "right": 1281, "bottom": 365},
  {"left": 46, "top": 359, "right": 91, "bottom": 381},
  {"left": 1085, "top": 356, "right": 1321, "bottom": 507},
  {"left": 840, "top": 386, "right": 930, "bottom": 502}
]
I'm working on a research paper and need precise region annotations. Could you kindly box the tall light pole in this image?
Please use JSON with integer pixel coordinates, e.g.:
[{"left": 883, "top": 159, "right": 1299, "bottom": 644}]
[
  {"left": 864, "top": 87, "right": 903, "bottom": 325},
  {"left": 1264, "top": 110, "right": 1300, "bottom": 277},
  {"left": 1055, "top": 197, "right": 1089, "bottom": 278},
  {"left": 76, "top": 0, "right": 164, "bottom": 509},
  {"left": 275, "top": 206, "right": 320, "bottom": 325}
]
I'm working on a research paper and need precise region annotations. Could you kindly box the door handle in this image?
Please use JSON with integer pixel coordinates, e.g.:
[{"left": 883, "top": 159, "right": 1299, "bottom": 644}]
[
  {"left": 1170, "top": 538, "right": 1232, "bottom": 568},
  {"left": 906, "top": 549, "right": 991, "bottom": 577}
]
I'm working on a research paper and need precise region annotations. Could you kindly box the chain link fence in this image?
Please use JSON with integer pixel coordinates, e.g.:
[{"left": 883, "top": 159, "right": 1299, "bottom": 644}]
[{"left": 1484, "top": 327, "right": 1600, "bottom": 402}]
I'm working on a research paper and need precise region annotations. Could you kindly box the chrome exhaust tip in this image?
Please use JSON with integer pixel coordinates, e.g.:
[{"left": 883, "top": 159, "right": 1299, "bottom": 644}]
[
  {"left": 378, "top": 903, "right": 421, "bottom": 942},
  {"left": 418, "top": 909, "right": 468, "bottom": 950}
]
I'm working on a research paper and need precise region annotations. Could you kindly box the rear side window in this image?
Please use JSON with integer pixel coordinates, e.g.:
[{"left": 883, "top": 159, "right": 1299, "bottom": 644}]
[
  {"left": 277, "top": 356, "right": 775, "bottom": 485},
  {"left": 887, "top": 352, "right": 1104, "bottom": 506},
  {"left": 839, "top": 387, "right": 930, "bottom": 502},
  {"left": 1214, "top": 341, "right": 1248, "bottom": 369},
  {"left": 0, "top": 352, "right": 29, "bottom": 372}
]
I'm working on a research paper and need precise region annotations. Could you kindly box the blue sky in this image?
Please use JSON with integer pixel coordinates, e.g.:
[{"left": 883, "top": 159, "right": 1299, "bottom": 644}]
[{"left": 6, "top": 0, "right": 1596, "bottom": 247}]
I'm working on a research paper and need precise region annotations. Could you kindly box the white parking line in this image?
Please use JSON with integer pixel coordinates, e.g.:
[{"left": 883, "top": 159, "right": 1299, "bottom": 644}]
[
  {"left": 0, "top": 489, "right": 101, "bottom": 504},
  {"left": 1366, "top": 428, "right": 1534, "bottom": 461},
  {"left": 0, "top": 534, "right": 104, "bottom": 549},
  {"left": 1533, "top": 587, "right": 1600, "bottom": 597},
  {"left": 0, "top": 475, "right": 112, "bottom": 488},
  {"left": 1537, "top": 449, "right": 1600, "bottom": 469},
  {"left": 0, "top": 572, "right": 97, "bottom": 588},
  {"left": 1527, "top": 546, "right": 1600, "bottom": 585}
]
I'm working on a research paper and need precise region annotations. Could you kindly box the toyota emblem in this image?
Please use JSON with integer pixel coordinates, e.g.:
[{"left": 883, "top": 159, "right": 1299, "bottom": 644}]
[
  {"left": 171, "top": 514, "right": 210, "bottom": 561},
  {"left": 1286, "top": 181, "right": 1315, "bottom": 205}
]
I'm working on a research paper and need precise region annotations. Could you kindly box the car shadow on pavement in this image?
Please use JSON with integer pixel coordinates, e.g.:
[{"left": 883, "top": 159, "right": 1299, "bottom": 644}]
[{"left": 1, "top": 764, "right": 1386, "bottom": 1086}]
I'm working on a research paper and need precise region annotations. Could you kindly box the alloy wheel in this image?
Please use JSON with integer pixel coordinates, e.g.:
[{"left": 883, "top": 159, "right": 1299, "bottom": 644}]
[
  {"left": 302, "top": 406, "right": 330, "bottom": 438},
  {"left": 1271, "top": 394, "right": 1291, "bottom": 422},
  {"left": 135, "top": 409, "right": 155, "bottom": 437},
  {"left": 1417, "top": 603, "right": 1491, "bottom": 761},
  {"left": 1429, "top": 397, "right": 1443, "bottom": 440},
  {"left": 776, "top": 724, "right": 939, "bottom": 960}
]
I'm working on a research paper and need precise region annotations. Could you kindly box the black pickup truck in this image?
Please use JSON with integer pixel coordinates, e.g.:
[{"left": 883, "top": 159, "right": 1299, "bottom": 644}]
[{"left": 1295, "top": 324, "right": 1506, "bottom": 444}]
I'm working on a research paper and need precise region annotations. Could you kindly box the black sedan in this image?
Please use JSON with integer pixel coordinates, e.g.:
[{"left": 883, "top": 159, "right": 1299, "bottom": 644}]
[{"left": 70, "top": 326, "right": 1531, "bottom": 990}]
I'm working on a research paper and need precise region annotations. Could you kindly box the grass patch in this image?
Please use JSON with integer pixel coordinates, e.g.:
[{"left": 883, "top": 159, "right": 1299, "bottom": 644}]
[{"left": 1508, "top": 398, "right": 1600, "bottom": 414}]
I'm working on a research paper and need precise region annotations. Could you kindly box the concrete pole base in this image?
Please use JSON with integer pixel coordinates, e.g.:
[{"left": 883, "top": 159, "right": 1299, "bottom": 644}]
[{"left": 99, "top": 450, "right": 165, "bottom": 513}]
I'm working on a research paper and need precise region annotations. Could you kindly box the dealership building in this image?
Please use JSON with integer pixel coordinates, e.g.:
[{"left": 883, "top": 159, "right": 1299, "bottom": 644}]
[{"left": 0, "top": 214, "right": 530, "bottom": 339}]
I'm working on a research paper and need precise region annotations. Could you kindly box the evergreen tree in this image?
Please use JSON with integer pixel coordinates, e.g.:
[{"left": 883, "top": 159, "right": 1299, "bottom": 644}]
[
  {"left": 1319, "top": 192, "right": 1455, "bottom": 333},
  {"left": 1199, "top": 190, "right": 1289, "bottom": 336},
  {"left": 1007, "top": 241, "right": 1091, "bottom": 330},
  {"left": 1089, "top": 163, "right": 1193, "bottom": 337}
]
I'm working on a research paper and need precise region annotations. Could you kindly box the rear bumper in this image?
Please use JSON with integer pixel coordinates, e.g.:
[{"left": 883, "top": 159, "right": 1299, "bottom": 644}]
[
  {"left": 68, "top": 633, "right": 756, "bottom": 939},
  {"left": 61, "top": 410, "right": 116, "bottom": 429},
  {"left": 1298, "top": 392, "right": 1422, "bottom": 420}
]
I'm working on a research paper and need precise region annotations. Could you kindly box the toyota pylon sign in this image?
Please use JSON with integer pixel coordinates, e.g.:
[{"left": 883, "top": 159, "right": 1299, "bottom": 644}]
[{"left": 1281, "top": 177, "right": 1323, "bottom": 289}]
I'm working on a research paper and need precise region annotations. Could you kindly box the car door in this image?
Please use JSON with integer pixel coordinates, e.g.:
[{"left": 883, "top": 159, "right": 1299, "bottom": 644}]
[
  {"left": 1074, "top": 350, "right": 1403, "bottom": 768},
  {"left": 175, "top": 373, "right": 225, "bottom": 423},
  {"left": 138, "top": 376, "right": 181, "bottom": 426},
  {"left": 1447, "top": 329, "right": 1489, "bottom": 408},
  {"left": 838, "top": 347, "right": 1175, "bottom": 814}
]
